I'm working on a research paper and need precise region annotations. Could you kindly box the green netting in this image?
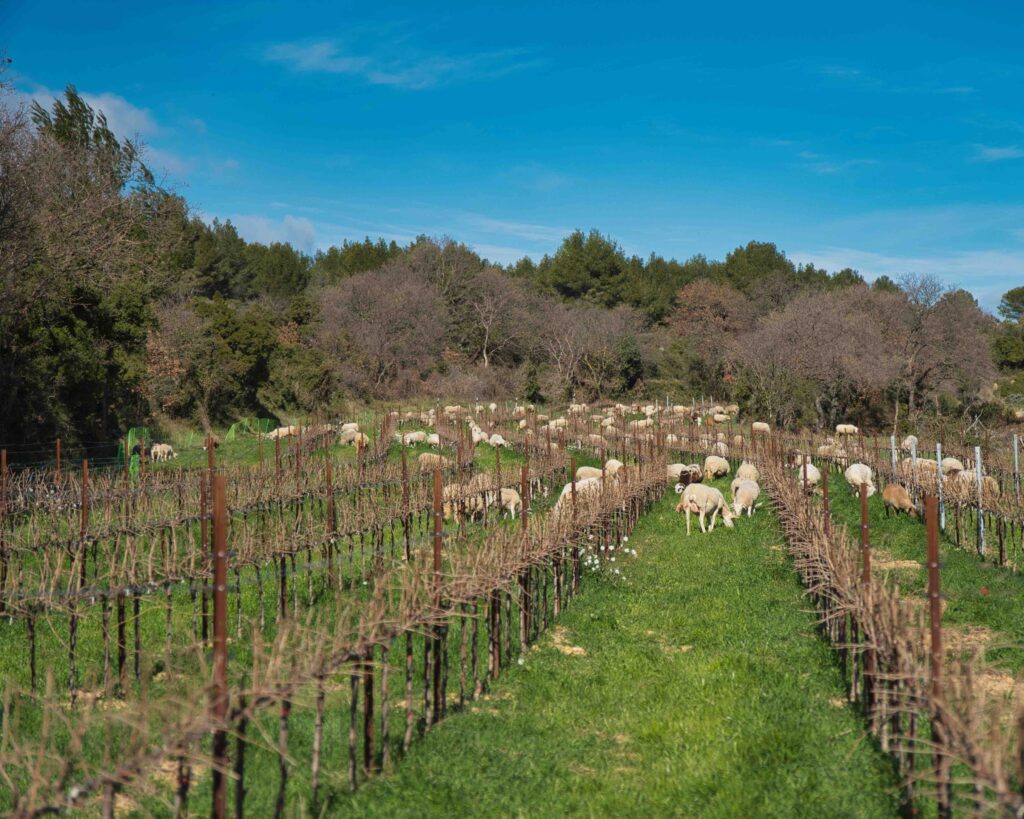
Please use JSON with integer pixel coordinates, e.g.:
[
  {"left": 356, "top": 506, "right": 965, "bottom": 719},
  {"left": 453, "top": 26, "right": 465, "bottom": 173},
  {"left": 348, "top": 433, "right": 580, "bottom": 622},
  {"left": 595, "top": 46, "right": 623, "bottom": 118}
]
[
  {"left": 226, "top": 417, "right": 276, "bottom": 441},
  {"left": 116, "top": 426, "right": 152, "bottom": 463}
]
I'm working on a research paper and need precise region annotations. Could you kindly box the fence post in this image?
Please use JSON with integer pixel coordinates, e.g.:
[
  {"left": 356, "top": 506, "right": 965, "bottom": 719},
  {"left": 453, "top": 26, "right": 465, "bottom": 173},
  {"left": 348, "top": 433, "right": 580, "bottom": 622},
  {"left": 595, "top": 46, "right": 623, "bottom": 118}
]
[
  {"left": 822, "top": 466, "right": 830, "bottom": 535},
  {"left": 926, "top": 495, "right": 951, "bottom": 818},
  {"left": 211, "top": 473, "right": 229, "bottom": 819},
  {"left": 973, "top": 445, "right": 985, "bottom": 557},
  {"left": 860, "top": 483, "right": 874, "bottom": 713},
  {"left": 889, "top": 435, "right": 897, "bottom": 474},
  {"left": 519, "top": 464, "right": 531, "bottom": 647},
  {"left": 275, "top": 436, "right": 281, "bottom": 479},
  {"left": 432, "top": 468, "right": 443, "bottom": 724},
  {"left": 571, "top": 457, "right": 579, "bottom": 592},
  {"left": 909, "top": 438, "right": 918, "bottom": 502},
  {"left": 200, "top": 477, "right": 209, "bottom": 645}
]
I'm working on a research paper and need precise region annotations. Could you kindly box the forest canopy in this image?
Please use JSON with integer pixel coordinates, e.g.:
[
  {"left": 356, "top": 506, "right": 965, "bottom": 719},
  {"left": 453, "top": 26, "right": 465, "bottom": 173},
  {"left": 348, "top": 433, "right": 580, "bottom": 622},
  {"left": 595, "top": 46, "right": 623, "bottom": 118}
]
[{"left": 1, "top": 84, "right": 1021, "bottom": 453}]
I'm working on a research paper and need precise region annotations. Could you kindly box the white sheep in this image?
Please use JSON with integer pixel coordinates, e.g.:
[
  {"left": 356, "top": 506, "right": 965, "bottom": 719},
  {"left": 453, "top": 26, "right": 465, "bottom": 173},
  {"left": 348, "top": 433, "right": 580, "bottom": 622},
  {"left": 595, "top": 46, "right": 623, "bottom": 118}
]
[
  {"left": 488, "top": 434, "right": 508, "bottom": 448},
  {"left": 576, "top": 465, "right": 605, "bottom": 481},
  {"left": 553, "top": 476, "right": 602, "bottom": 514},
  {"left": 150, "top": 443, "right": 176, "bottom": 462},
  {"left": 604, "top": 458, "right": 624, "bottom": 476},
  {"left": 941, "top": 456, "right": 964, "bottom": 475},
  {"left": 417, "top": 452, "right": 450, "bottom": 471},
  {"left": 426, "top": 433, "right": 441, "bottom": 447},
  {"left": 751, "top": 421, "right": 771, "bottom": 435},
  {"left": 711, "top": 441, "right": 729, "bottom": 458},
  {"left": 675, "top": 483, "right": 735, "bottom": 534},
  {"left": 268, "top": 425, "right": 297, "bottom": 440},
  {"left": 900, "top": 434, "right": 918, "bottom": 454},
  {"left": 730, "top": 479, "right": 760, "bottom": 517},
  {"left": 736, "top": 462, "right": 759, "bottom": 482},
  {"left": 702, "top": 455, "right": 730, "bottom": 482},
  {"left": 835, "top": 423, "right": 858, "bottom": 436},
  {"left": 843, "top": 463, "right": 876, "bottom": 497},
  {"left": 495, "top": 487, "right": 523, "bottom": 518},
  {"left": 340, "top": 422, "right": 359, "bottom": 433},
  {"left": 795, "top": 461, "right": 821, "bottom": 490},
  {"left": 397, "top": 431, "right": 427, "bottom": 445}
]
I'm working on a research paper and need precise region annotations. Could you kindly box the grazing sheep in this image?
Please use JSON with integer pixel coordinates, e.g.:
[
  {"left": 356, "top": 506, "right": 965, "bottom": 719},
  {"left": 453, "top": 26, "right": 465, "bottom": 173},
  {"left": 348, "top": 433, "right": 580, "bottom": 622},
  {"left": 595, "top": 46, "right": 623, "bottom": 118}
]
[
  {"left": 518, "top": 419, "right": 529, "bottom": 430},
  {"left": 488, "top": 434, "right": 508, "bottom": 448},
  {"left": 150, "top": 443, "right": 176, "bottom": 462},
  {"left": 668, "top": 463, "right": 703, "bottom": 486},
  {"left": 488, "top": 402, "right": 498, "bottom": 412},
  {"left": 900, "top": 434, "right": 918, "bottom": 454},
  {"left": 397, "top": 431, "right": 427, "bottom": 445},
  {"left": 835, "top": 423, "right": 858, "bottom": 436},
  {"left": 417, "top": 453, "right": 450, "bottom": 471},
  {"left": 588, "top": 433, "right": 608, "bottom": 448},
  {"left": 795, "top": 461, "right": 821, "bottom": 490},
  {"left": 426, "top": 433, "right": 441, "bottom": 447},
  {"left": 712, "top": 413, "right": 730, "bottom": 423},
  {"left": 730, "top": 479, "right": 760, "bottom": 517},
  {"left": 711, "top": 441, "right": 729, "bottom": 458},
  {"left": 471, "top": 427, "right": 489, "bottom": 445},
  {"left": 702, "top": 455, "right": 730, "bottom": 482},
  {"left": 339, "top": 430, "right": 369, "bottom": 447},
  {"left": 496, "top": 487, "right": 523, "bottom": 518},
  {"left": 736, "top": 462, "right": 759, "bottom": 483},
  {"left": 900, "top": 457, "right": 939, "bottom": 480},
  {"left": 941, "top": 457, "right": 964, "bottom": 475},
  {"left": 576, "top": 465, "right": 604, "bottom": 482},
  {"left": 882, "top": 484, "right": 917, "bottom": 517},
  {"left": 340, "top": 422, "right": 359, "bottom": 433},
  {"left": 751, "top": 421, "right": 771, "bottom": 435},
  {"left": 675, "top": 484, "right": 735, "bottom": 534},
  {"left": 604, "top": 458, "right": 624, "bottom": 476},
  {"left": 725, "top": 403, "right": 739, "bottom": 415},
  {"left": 553, "top": 476, "right": 602, "bottom": 514},
  {"left": 843, "top": 463, "right": 876, "bottom": 497},
  {"left": 269, "top": 425, "right": 297, "bottom": 440}
]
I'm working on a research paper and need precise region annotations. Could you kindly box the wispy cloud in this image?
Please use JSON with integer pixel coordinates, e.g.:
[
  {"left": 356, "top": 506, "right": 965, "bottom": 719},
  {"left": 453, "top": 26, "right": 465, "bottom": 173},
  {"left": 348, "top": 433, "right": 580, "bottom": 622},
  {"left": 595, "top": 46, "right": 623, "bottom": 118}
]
[
  {"left": 265, "top": 39, "right": 541, "bottom": 89},
  {"left": 796, "top": 150, "right": 877, "bottom": 175},
  {"left": 464, "top": 215, "right": 568, "bottom": 243},
  {"left": 972, "top": 144, "right": 1024, "bottom": 162},
  {"left": 231, "top": 214, "right": 316, "bottom": 251}
]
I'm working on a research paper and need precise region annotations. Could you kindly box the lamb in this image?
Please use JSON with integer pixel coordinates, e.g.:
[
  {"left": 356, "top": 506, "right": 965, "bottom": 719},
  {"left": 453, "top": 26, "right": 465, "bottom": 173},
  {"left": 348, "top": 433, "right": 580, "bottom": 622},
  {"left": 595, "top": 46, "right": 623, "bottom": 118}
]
[
  {"left": 417, "top": 453, "right": 450, "bottom": 471},
  {"left": 835, "top": 423, "right": 858, "bottom": 436},
  {"left": 900, "top": 434, "right": 918, "bottom": 454},
  {"left": 702, "top": 455, "right": 730, "bottom": 481},
  {"left": 730, "top": 479, "right": 760, "bottom": 517},
  {"left": 795, "top": 461, "right": 821, "bottom": 490},
  {"left": 843, "top": 463, "right": 876, "bottom": 497},
  {"left": 882, "top": 484, "right": 917, "bottom": 517},
  {"left": 576, "top": 465, "right": 604, "bottom": 481},
  {"left": 488, "top": 402, "right": 498, "bottom": 412},
  {"left": 488, "top": 434, "right": 508, "bottom": 448},
  {"left": 736, "top": 462, "right": 759, "bottom": 482},
  {"left": 751, "top": 421, "right": 771, "bottom": 435},
  {"left": 495, "top": 487, "right": 523, "bottom": 518},
  {"left": 675, "top": 484, "right": 735, "bottom": 534}
]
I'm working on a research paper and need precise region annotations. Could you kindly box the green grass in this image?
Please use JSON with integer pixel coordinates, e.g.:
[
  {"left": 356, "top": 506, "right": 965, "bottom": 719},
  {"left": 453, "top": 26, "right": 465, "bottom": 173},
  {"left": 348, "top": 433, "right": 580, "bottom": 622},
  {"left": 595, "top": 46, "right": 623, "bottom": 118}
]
[
  {"left": 328, "top": 486, "right": 900, "bottom": 818},
  {"left": 824, "top": 469, "right": 1024, "bottom": 672}
]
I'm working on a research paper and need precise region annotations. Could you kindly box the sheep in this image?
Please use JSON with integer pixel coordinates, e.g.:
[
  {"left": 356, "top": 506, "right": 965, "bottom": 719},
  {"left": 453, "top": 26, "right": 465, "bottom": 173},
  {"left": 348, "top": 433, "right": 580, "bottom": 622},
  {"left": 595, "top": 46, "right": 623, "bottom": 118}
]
[
  {"left": 588, "top": 433, "right": 608, "bottom": 448},
  {"left": 488, "top": 402, "right": 498, "bottom": 412},
  {"left": 518, "top": 419, "right": 529, "bottom": 430},
  {"left": 488, "top": 434, "right": 508, "bottom": 448},
  {"left": 835, "top": 423, "right": 859, "bottom": 436},
  {"left": 843, "top": 463, "right": 876, "bottom": 497},
  {"left": 417, "top": 453, "right": 450, "bottom": 471},
  {"left": 732, "top": 434, "right": 744, "bottom": 449},
  {"left": 426, "top": 433, "right": 441, "bottom": 447},
  {"left": 340, "top": 422, "right": 359, "bottom": 433},
  {"left": 604, "top": 458, "right": 624, "bottom": 476},
  {"left": 711, "top": 441, "right": 729, "bottom": 458},
  {"left": 725, "top": 403, "right": 739, "bottom": 415},
  {"left": 150, "top": 443, "right": 176, "bottom": 462},
  {"left": 668, "top": 463, "right": 703, "bottom": 486},
  {"left": 397, "top": 431, "right": 427, "bottom": 445},
  {"left": 553, "top": 476, "right": 602, "bottom": 514},
  {"left": 730, "top": 479, "right": 760, "bottom": 517},
  {"left": 941, "top": 457, "right": 964, "bottom": 475},
  {"left": 268, "top": 425, "right": 297, "bottom": 440},
  {"left": 712, "top": 413, "right": 730, "bottom": 423},
  {"left": 702, "top": 455, "right": 730, "bottom": 482},
  {"left": 675, "top": 484, "right": 735, "bottom": 534},
  {"left": 471, "top": 427, "right": 489, "bottom": 445},
  {"left": 795, "top": 461, "right": 821, "bottom": 491},
  {"left": 751, "top": 421, "right": 771, "bottom": 435},
  {"left": 513, "top": 405, "right": 526, "bottom": 417},
  {"left": 496, "top": 487, "right": 523, "bottom": 518},
  {"left": 882, "top": 484, "right": 917, "bottom": 517},
  {"left": 600, "top": 417, "right": 616, "bottom": 428},
  {"left": 736, "top": 462, "right": 759, "bottom": 483},
  {"left": 576, "top": 465, "right": 604, "bottom": 482},
  {"left": 899, "top": 457, "right": 939, "bottom": 480},
  {"left": 900, "top": 434, "right": 918, "bottom": 454},
  {"left": 340, "top": 431, "right": 369, "bottom": 447}
]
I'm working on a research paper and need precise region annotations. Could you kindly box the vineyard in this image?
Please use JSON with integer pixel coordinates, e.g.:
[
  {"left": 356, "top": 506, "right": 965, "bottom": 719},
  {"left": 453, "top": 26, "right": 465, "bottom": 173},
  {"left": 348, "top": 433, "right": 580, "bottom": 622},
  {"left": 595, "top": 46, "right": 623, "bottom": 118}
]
[{"left": 2, "top": 402, "right": 1024, "bottom": 816}]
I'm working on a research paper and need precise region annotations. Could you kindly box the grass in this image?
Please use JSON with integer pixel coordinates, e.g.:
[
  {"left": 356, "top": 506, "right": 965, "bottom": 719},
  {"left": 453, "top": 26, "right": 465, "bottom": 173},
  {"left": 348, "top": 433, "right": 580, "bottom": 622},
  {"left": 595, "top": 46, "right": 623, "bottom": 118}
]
[
  {"left": 824, "top": 468, "right": 1024, "bottom": 673},
  {"left": 324, "top": 485, "right": 900, "bottom": 818}
]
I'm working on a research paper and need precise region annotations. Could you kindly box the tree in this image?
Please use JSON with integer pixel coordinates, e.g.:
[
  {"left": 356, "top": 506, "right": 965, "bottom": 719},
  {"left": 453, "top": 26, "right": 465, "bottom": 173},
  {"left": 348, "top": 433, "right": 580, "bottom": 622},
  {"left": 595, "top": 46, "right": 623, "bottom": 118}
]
[
  {"left": 467, "top": 269, "right": 531, "bottom": 367},
  {"left": 998, "top": 286, "right": 1024, "bottom": 323},
  {"left": 537, "top": 230, "right": 629, "bottom": 307}
]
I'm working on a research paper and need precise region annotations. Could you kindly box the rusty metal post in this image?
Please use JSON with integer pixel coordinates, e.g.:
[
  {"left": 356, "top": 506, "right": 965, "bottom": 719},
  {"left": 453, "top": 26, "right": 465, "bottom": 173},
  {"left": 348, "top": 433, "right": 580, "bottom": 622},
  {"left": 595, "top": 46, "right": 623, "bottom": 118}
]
[
  {"left": 275, "top": 436, "right": 281, "bottom": 478},
  {"left": 401, "top": 441, "right": 410, "bottom": 561},
  {"left": 201, "top": 476, "right": 209, "bottom": 644},
  {"left": 207, "top": 434, "right": 215, "bottom": 474},
  {"left": 571, "top": 456, "right": 580, "bottom": 592},
  {"left": 211, "top": 473, "right": 229, "bottom": 819},
  {"left": 926, "top": 495, "right": 951, "bottom": 817},
  {"left": 432, "top": 468, "right": 443, "bottom": 723},
  {"left": 519, "top": 463, "right": 530, "bottom": 647},
  {"left": 822, "top": 466, "right": 830, "bottom": 535},
  {"left": 860, "top": 482, "right": 874, "bottom": 711}
]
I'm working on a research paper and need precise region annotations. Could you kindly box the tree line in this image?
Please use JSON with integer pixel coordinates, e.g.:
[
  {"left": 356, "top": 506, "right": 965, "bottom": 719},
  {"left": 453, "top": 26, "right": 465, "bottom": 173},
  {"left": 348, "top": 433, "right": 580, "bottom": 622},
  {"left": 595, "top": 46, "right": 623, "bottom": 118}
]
[{"left": 2, "top": 83, "right": 1022, "bottom": 453}]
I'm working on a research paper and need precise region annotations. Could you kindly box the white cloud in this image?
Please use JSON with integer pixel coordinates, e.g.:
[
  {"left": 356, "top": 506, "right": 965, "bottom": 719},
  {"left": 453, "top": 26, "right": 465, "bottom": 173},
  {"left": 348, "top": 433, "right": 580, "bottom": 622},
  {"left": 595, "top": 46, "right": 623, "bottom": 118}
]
[
  {"left": 972, "top": 144, "right": 1024, "bottom": 162},
  {"left": 469, "top": 243, "right": 536, "bottom": 265},
  {"left": 80, "top": 91, "right": 158, "bottom": 138},
  {"left": 230, "top": 214, "right": 316, "bottom": 251},
  {"left": 265, "top": 39, "right": 541, "bottom": 89}
]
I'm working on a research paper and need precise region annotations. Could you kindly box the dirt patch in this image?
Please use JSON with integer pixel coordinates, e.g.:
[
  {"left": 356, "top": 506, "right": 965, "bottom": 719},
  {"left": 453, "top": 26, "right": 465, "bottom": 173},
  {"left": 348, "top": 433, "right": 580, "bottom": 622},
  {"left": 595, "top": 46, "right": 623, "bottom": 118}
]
[
  {"left": 67, "top": 688, "right": 127, "bottom": 712},
  {"left": 829, "top": 697, "right": 847, "bottom": 708},
  {"left": 943, "top": 625, "right": 995, "bottom": 656},
  {"left": 976, "top": 670, "right": 1022, "bottom": 702},
  {"left": 569, "top": 762, "right": 597, "bottom": 775},
  {"left": 876, "top": 560, "right": 921, "bottom": 571},
  {"left": 550, "top": 626, "right": 587, "bottom": 656}
]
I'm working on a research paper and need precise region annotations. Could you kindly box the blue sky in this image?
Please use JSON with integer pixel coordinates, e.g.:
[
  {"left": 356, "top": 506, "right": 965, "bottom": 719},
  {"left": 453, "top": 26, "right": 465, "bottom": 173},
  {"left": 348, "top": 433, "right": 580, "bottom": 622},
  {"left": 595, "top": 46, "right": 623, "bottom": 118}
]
[{"left": 3, "top": 1, "right": 1023, "bottom": 309}]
